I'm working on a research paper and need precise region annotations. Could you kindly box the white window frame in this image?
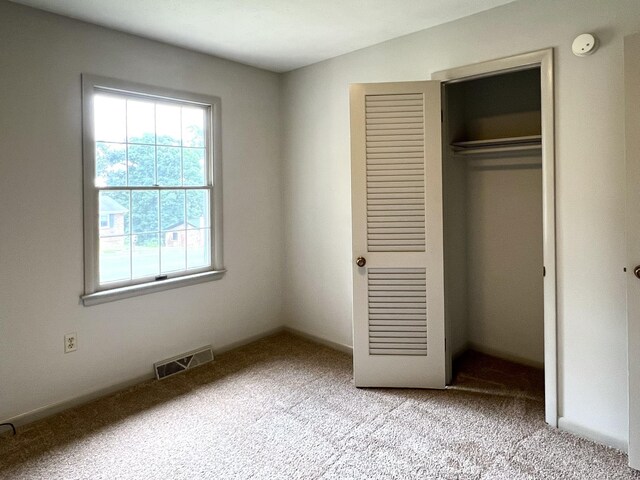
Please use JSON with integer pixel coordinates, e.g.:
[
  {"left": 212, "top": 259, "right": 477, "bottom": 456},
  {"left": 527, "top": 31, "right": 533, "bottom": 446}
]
[{"left": 80, "top": 74, "right": 225, "bottom": 306}]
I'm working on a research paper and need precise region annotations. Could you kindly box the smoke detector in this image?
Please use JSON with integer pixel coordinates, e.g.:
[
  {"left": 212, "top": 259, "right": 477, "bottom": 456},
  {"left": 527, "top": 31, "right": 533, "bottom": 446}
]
[{"left": 572, "top": 33, "right": 597, "bottom": 57}]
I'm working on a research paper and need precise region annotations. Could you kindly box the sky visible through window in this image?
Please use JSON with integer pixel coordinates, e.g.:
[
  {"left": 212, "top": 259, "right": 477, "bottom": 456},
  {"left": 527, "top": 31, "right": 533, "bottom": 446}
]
[{"left": 94, "top": 93, "right": 211, "bottom": 285}]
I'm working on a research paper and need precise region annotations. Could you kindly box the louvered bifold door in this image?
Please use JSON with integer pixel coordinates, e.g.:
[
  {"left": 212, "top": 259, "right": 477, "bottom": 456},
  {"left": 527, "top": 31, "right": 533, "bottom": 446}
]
[{"left": 350, "top": 81, "right": 445, "bottom": 388}]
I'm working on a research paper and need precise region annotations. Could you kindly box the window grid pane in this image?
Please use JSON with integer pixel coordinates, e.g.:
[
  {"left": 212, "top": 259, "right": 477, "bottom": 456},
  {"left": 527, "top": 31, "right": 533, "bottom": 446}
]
[
  {"left": 132, "top": 233, "right": 160, "bottom": 279},
  {"left": 187, "top": 228, "right": 210, "bottom": 270},
  {"left": 99, "top": 235, "right": 131, "bottom": 284},
  {"left": 95, "top": 142, "right": 127, "bottom": 187}
]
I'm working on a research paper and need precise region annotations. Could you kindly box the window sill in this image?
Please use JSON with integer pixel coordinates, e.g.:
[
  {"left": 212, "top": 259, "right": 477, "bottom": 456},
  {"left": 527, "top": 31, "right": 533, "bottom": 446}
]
[{"left": 81, "top": 269, "right": 226, "bottom": 306}]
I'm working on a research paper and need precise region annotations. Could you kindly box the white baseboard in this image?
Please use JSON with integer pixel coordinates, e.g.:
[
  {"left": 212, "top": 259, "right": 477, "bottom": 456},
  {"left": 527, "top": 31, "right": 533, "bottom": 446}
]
[
  {"left": 4, "top": 373, "right": 154, "bottom": 428},
  {"left": 283, "top": 326, "right": 353, "bottom": 355},
  {"left": 2, "top": 326, "right": 286, "bottom": 429},
  {"left": 558, "top": 416, "right": 628, "bottom": 452}
]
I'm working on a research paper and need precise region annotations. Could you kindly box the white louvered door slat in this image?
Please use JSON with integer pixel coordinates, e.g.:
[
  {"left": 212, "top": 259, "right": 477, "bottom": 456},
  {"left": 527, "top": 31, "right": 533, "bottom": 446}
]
[
  {"left": 350, "top": 81, "right": 445, "bottom": 388},
  {"left": 368, "top": 268, "right": 427, "bottom": 356}
]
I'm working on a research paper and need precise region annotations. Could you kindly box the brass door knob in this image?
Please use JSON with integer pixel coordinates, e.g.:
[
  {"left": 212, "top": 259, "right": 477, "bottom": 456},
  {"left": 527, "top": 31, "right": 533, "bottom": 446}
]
[
  {"left": 635, "top": 265, "right": 640, "bottom": 279},
  {"left": 356, "top": 256, "right": 366, "bottom": 267}
]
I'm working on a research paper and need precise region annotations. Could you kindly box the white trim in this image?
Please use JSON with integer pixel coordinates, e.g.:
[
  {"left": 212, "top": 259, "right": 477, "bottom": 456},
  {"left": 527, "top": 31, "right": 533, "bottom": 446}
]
[
  {"left": 283, "top": 326, "right": 353, "bottom": 355},
  {"left": 3, "top": 373, "right": 154, "bottom": 428},
  {"left": 558, "top": 417, "right": 628, "bottom": 452},
  {"left": 432, "top": 48, "right": 558, "bottom": 427},
  {"left": 81, "top": 269, "right": 226, "bottom": 306},
  {"left": 625, "top": 32, "right": 640, "bottom": 470},
  {"left": 80, "top": 74, "right": 225, "bottom": 305}
]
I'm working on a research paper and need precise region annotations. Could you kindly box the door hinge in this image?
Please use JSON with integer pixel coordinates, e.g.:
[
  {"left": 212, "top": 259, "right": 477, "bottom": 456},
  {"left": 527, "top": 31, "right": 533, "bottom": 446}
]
[
  {"left": 543, "top": 266, "right": 546, "bottom": 277},
  {"left": 441, "top": 110, "right": 443, "bottom": 122}
]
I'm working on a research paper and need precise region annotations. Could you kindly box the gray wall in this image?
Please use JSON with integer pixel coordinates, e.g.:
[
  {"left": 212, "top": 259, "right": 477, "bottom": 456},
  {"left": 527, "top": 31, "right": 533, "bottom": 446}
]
[
  {"left": 466, "top": 162, "right": 544, "bottom": 365},
  {"left": 0, "top": 2, "right": 284, "bottom": 422},
  {"left": 281, "top": 0, "right": 640, "bottom": 448}
]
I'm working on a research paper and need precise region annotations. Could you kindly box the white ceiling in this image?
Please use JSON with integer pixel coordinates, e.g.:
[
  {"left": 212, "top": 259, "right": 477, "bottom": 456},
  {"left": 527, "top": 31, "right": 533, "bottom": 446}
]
[{"left": 11, "top": 0, "right": 516, "bottom": 72}]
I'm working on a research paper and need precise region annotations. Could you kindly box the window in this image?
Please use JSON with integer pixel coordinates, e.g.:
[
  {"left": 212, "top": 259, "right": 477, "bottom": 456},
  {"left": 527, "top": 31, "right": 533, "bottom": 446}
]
[{"left": 81, "top": 75, "right": 224, "bottom": 306}]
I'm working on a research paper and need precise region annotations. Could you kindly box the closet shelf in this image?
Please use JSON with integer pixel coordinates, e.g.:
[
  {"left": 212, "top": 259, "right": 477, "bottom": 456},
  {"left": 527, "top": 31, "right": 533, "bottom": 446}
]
[{"left": 451, "top": 135, "right": 542, "bottom": 157}]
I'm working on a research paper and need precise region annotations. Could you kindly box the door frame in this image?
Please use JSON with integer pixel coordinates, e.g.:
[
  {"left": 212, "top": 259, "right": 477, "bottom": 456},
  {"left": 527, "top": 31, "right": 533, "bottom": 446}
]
[
  {"left": 432, "top": 48, "right": 557, "bottom": 427},
  {"left": 625, "top": 32, "right": 640, "bottom": 469}
]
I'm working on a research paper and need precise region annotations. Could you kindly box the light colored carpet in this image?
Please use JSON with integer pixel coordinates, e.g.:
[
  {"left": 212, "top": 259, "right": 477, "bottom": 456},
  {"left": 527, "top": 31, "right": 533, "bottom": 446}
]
[{"left": 0, "top": 332, "right": 638, "bottom": 479}]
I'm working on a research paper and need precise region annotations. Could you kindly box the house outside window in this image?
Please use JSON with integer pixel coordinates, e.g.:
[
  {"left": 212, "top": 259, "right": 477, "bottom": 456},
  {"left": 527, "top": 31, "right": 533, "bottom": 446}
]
[{"left": 81, "top": 75, "right": 224, "bottom": 306}]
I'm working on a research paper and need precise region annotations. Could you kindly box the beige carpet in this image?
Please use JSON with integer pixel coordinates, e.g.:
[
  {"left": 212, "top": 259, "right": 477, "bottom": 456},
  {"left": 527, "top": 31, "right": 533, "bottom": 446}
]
[{"left": 1, "top": 332, "right": 638, "bottom": 479}]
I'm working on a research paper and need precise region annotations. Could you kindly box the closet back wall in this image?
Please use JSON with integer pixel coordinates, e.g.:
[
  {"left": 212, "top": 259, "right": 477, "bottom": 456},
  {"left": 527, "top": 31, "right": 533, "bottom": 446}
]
[
  {"left": 282, "top": 0, "right": 639, "bottom": 449},
  {"left": 0, "top": 2, "right": 283, "bottom": 424},
  {"left": 466, "top": 161, "right": 543, "bottom": 365}
]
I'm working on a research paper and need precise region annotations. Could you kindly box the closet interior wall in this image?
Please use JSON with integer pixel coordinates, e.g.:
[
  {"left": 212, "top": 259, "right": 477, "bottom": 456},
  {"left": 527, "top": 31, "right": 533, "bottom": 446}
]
[{"left": 443, "top": 68, "right": 544, "bottom": 374}]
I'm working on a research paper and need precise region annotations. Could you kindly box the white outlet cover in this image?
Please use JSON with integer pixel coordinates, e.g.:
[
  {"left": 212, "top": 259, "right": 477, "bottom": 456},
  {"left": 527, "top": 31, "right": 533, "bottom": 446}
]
[
  {"left": 64, "top": 332, "right": 77, "bottom": 353},
  {"left": 572, "top": 33, "right": 597, "bottom": 57}
]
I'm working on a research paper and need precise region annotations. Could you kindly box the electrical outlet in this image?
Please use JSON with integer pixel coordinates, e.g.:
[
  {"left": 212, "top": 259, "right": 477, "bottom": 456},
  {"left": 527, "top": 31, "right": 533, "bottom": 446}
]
[{"left": 64, "top": 333, "right": 77, "bottom": 353}]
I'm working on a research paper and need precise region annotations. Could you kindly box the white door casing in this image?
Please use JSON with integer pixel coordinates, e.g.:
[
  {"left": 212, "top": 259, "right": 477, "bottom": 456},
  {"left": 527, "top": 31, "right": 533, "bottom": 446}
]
[
  {"left": 625, "top": 32, "right": 640, "bottom": 470},
  {"left": 350, "top": 81, "right": 446, "bottom": 388}
]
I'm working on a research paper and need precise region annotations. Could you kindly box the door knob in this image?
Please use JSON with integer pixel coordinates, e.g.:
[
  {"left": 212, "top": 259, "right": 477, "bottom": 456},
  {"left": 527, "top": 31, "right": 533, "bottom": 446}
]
[
  {"left": 635, "top": 265, "right": 640, "bottom": 279},
  {"left": 356, "top": 256, "right": 366, "bottom": 267}
]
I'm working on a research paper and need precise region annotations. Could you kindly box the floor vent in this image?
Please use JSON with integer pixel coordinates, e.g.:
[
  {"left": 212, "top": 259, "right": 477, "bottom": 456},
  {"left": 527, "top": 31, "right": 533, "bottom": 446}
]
[{"left": 154, "top": 346, "right": 214, "bottom": 380}]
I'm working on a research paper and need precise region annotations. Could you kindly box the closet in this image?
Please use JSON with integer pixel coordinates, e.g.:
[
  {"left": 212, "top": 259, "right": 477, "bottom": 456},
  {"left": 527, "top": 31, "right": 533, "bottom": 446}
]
[
  {"left": 349, "top": 50, "right": 555, "bottom": 420},
  {"left": 441, "top": 68, "right": 544, "bottom": 382}
]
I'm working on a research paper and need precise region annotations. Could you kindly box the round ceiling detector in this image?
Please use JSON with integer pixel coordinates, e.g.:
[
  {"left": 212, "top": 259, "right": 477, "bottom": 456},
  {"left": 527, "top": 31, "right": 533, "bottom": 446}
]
[{"left": 572, "top": 33, "right": 597, "bottom": 57}]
